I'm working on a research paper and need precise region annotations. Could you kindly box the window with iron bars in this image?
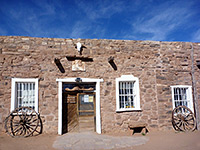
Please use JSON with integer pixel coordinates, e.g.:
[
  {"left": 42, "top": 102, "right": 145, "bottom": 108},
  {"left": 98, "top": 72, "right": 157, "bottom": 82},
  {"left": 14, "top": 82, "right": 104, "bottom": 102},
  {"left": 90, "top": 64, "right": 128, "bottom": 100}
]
[
  {"left": 116, "top": 75, "right": 140, "bottom": 112},
  {"left": 171, "top": 85, "right": 194, "bottom": 112},
  {"left": 11, "top": 78, "right": 38, "bottom": 112}
]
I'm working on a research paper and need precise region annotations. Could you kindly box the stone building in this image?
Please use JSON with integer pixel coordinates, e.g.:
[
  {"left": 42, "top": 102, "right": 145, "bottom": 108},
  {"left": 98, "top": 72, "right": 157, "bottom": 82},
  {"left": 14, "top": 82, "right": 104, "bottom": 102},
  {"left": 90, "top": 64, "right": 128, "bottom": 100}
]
[{"left": 0, "top": 36, "right": 200, "bottom": 135}]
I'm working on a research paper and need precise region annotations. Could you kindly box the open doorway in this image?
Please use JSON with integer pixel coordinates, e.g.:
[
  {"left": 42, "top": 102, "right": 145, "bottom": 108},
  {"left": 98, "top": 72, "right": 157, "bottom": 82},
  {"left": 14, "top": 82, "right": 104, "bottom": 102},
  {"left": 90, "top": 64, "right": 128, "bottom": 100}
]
[
  {"left": 62, "top": 83, "right": 96, "bottom": 134},
  {"left": 57, "top": 78, "right": 103, "bottom": 135}
]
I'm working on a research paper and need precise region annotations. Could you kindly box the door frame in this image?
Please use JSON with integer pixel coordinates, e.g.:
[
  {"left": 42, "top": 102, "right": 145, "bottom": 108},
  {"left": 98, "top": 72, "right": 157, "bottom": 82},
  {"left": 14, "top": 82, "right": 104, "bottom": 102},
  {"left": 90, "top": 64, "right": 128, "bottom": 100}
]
[{"left": 56, "top": 78, "right": 103, "bottom": 135}]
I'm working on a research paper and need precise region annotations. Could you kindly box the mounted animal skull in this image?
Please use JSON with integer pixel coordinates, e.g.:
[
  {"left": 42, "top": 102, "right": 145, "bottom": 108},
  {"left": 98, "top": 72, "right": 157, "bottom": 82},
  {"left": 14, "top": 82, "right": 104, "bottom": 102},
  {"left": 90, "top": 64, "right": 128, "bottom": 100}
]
[{"left": 76, "top": 42, "right": 82, "bottom": 52}]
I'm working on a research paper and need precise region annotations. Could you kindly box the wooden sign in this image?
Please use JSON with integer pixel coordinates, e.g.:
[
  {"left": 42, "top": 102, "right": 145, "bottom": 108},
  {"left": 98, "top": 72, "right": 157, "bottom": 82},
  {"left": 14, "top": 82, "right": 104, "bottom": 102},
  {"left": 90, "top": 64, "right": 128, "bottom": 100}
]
[{"left": 67, "top": 95, "right": 76, "bottom": 104}]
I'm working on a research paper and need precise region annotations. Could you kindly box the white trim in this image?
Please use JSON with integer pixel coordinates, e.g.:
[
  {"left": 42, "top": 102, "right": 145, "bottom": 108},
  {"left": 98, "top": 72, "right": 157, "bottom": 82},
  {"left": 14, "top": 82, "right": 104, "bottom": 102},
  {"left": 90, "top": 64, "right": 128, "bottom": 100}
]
[
  {"left": 171, "top": 85, "right": 194, "bottom": 112},
  {"left": 116, "top": 75, "right": 141, "bottom": 112},
  {"left": 56, "top": 77, "right": 103, "bottom": 135},
  {"left": 95, "top": 81, "right": 101, "bottom": 134},
  {"left": 56, "top": 78, "right": 103, "bottom": 82},
  {"left": 35, "top": 79, "right": 39, "bottom": 113},
  {"left": 11, "top": 78, "right": 39, "bottom": 112},
  {"left": 170, "top": 85, "right": 192, "bottom": 88},
  {"left": 58, "top": 81, "right": 62, "bottom": 135},
  {"left": 11, "top": 79, "right": 16, "bottom": 112}
]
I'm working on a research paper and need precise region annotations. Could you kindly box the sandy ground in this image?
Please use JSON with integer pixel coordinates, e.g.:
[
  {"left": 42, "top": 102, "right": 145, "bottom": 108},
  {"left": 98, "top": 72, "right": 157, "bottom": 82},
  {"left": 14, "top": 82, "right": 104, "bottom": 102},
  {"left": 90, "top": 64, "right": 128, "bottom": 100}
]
[
  {"left": 0, "top": 130, "right": 200, "bottom": 150},
  {"left": 124, "top": 131, "right": 200, "bottom": 150},
  {"left": 0, "top": 132, "right": 56, "bottom": 150}
]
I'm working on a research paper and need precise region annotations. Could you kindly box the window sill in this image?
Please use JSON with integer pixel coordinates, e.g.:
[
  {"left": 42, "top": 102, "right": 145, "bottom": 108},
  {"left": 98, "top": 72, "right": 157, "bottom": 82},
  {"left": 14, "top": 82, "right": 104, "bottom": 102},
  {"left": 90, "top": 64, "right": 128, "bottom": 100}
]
[{"left": 116, "top": 108, "right": 142, "bottom": 113}]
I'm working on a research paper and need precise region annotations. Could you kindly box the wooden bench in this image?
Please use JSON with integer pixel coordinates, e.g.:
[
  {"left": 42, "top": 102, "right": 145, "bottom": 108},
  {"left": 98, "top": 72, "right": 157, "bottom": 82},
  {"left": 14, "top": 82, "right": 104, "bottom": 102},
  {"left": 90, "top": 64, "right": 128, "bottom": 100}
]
[{"left": 128, "top": 122, "right": 148, "bottom": 135}]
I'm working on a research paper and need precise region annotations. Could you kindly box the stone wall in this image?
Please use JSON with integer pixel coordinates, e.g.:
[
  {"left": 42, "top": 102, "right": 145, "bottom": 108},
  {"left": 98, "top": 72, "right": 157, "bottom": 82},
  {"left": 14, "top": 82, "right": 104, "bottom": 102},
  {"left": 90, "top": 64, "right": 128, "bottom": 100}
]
[{"left": 0, "top": 36, "right": 200, "bottom": 134}]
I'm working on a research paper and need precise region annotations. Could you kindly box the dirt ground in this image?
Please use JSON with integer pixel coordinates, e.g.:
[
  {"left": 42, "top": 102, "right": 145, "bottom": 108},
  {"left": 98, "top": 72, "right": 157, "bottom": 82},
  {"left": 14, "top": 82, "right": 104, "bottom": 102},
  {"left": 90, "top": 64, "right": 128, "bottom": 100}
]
[
  {"left": 127, "top": 130, "right": 200, "bottom": 150},
  {"left": 0, "top": 130, "right": 200, "bottom": 150},
  {"left": 0, "top": 132, "right": 56, "bottom": 150}
]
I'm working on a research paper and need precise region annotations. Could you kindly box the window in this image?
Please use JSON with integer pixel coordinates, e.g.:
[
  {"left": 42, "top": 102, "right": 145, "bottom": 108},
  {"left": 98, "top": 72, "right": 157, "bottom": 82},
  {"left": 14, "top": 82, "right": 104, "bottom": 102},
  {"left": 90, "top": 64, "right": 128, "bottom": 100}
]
[
  {"left": 116, "top": 75, "right": 140, "bottom": 112},
  {"left": 11, "top": 78, "right": 38, "bottom": 112},
  {"left": 171, "top": 85, "right": 194, "bottom": 112}
]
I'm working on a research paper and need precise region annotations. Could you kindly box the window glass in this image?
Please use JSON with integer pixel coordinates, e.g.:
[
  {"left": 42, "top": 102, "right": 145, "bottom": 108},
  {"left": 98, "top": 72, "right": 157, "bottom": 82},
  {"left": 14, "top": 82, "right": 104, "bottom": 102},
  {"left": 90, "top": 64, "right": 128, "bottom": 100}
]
[
  {"left": 116, "top": 75, "right": 140, "bottom": 111},
  {"left": 16, "top": 82, "right": 35, "bottom": 110},
  {"left": 171, "top": 85, "right": 193, "bottom": 113}
]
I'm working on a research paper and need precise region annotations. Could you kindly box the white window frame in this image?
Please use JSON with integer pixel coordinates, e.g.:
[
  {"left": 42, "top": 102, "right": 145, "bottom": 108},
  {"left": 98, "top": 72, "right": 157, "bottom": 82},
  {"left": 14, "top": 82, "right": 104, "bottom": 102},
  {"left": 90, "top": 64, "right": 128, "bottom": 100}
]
[
  {"left": 171, "top": 85, "right": 194, "bottom": 112},
  {"left": 11, "top": 78, "right": 39, "bottom": 113},
  {"left": 116, "top": 75, "right": 141, "bottom": 112}
]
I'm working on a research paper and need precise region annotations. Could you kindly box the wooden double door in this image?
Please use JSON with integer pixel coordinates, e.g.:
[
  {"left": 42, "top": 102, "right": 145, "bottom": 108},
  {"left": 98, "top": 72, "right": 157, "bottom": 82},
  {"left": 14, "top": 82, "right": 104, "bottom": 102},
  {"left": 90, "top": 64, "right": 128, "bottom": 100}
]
[{"left": 63, "top": 92, "right": 96, "bottom": 133}]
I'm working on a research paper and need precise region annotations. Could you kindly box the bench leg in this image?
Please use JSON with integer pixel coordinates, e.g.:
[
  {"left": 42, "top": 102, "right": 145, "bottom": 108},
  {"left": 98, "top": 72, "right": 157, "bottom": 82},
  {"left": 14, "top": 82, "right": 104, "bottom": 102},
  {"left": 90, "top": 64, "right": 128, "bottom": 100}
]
[
  {"left": 132, "top": 129, "right": 135, "bottom": 135},
  {"left": 141, "top": 127, "right": 146, "bottom": 135},
  {"left": 128, "top": 128, "right": 133, "bottom": 135}
]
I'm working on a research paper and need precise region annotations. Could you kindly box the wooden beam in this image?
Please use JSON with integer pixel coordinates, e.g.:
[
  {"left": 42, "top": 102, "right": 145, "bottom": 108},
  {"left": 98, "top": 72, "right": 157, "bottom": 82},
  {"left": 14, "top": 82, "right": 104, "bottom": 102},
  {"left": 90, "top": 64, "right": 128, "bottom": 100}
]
[
  {"left": 54, "top": 58, "right": 65, "bottom": 73},
  {"left": 108, "top": 56, "right": 117, "bottom": 70},
  {"left": 66, "top": 55, "right": 93, "bottom": 62}
]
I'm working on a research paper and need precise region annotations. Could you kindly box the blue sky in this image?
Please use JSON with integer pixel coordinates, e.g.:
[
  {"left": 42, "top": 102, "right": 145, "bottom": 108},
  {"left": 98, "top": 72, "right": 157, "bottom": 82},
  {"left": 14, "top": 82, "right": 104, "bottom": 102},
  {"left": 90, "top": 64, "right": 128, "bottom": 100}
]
[{"left": 0, "top": 0, "right": 200, "bottom": 42}]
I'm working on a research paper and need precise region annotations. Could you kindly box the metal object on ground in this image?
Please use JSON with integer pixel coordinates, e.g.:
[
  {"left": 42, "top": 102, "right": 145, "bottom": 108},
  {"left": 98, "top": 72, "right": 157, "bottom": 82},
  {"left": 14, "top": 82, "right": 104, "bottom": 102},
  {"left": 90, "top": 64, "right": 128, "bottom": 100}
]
[
  {"left": 4, "top": 106, "right": 42, "bottom": 137},
  {"left": 172, "top": 105, "right": 196, "bottom": 131}
]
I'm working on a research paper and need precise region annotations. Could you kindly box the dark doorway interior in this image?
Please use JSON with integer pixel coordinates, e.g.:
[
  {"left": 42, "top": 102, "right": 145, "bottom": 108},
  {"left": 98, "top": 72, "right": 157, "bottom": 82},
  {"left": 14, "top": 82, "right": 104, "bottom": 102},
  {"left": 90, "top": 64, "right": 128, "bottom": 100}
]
[{"left": 62, "top": 83, "right": 96, "bottom": 134}]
